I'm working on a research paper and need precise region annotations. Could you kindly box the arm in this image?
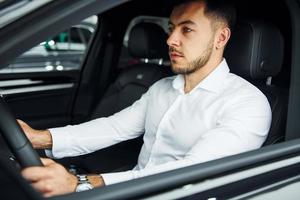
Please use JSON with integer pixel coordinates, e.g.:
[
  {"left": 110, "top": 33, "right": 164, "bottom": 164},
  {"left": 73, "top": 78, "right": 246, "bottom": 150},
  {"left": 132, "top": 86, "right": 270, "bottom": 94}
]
[
  {"left": 48, "top": 90, "right": 150, "bottom": 158},
  {"left": 19, "top": 88, "right": 151, "bottom": 158},
  {"left": 18, "top": 120, "right": 52, "bottom": 149}
]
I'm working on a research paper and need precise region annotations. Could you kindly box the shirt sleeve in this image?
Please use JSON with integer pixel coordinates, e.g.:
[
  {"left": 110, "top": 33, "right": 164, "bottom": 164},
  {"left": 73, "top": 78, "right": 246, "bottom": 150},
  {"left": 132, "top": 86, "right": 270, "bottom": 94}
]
[
  {"left": 46, "top": 90, "right": 151, "bottom": 159},
  {"left": 101, "top": 159, "right": 195, "bottom": 185},
  {"left": 101, "top": 90, "right": 272, "bottom": 185}
]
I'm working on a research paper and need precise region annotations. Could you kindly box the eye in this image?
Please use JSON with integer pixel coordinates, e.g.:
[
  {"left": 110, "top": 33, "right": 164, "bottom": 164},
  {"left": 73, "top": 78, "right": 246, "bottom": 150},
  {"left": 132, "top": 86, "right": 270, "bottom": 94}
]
[{"left": 182, "top": 27, "right": 193, "bottom": 33}]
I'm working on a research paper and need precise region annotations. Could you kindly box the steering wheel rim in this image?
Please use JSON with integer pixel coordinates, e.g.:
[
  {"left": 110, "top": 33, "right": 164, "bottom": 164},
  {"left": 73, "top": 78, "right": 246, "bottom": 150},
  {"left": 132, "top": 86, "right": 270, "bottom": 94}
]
[{"left": 0, "top": 96, "right": 42, "bottom": 168}]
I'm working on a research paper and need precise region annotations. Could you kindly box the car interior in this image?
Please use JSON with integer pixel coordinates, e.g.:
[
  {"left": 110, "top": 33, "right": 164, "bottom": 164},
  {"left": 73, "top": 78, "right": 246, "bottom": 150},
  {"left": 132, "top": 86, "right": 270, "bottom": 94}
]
[
  {"left": 0, "top": 0, "right": 295, "bottom": 199},
  {"left": 52, "top": 0, "right": 291, "bottom": 175}
]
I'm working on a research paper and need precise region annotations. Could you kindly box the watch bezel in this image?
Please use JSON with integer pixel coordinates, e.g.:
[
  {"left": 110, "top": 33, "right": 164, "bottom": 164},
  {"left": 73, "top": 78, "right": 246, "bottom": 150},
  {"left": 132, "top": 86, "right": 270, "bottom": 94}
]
[
  {"left": 75, "top": 182, "right": 94, "bottom": 192},
  {"left": 75, "top": 175, "right": 94, "bottom": 192}
]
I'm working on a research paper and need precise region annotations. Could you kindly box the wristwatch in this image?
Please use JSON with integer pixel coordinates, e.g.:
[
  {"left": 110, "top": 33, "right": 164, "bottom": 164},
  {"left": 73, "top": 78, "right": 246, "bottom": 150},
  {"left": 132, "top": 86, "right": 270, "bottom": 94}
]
[{"left": 75, "top": 175, "right": 94, "bottom": 192}]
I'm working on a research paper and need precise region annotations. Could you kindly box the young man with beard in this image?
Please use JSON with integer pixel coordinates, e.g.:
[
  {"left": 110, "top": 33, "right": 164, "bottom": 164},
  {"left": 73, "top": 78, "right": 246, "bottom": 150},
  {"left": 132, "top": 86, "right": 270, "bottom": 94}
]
[{"left": 20, "top": 0, "right": 271, "bottom": 197}]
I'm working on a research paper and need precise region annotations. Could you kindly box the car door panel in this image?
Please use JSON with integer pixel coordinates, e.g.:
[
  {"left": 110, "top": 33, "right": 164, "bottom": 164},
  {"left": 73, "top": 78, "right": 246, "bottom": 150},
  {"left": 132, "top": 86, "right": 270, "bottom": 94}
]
[{"left": 0, "top": 73, "right": 79, "bottom": 129}]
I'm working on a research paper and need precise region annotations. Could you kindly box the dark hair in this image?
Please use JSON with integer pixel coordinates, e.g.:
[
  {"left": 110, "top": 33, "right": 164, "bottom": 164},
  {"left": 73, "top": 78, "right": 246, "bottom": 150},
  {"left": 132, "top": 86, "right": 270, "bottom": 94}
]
[{"left": 172, "top": 0, "right": 236, "bottom": 30}]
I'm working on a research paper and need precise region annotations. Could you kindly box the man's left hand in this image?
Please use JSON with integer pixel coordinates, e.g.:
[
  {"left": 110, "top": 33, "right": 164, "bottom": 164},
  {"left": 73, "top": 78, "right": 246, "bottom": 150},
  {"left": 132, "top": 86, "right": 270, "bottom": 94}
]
[{"left": 22, "top": 158, "right": 77, "bottom": 197}]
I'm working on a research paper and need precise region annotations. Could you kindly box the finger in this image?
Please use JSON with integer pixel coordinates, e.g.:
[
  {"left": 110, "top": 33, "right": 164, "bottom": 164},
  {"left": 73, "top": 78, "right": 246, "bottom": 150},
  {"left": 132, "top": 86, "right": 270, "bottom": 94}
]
[
  {"left": 43, "top": 190, "right": 61, "bottom": 198},
  {"left": 21, "top": 167, "right": 50, "bottom": 182},
  {"left": 17, "top": 119, "right": 27, "bottom": 125},
  {"left": 44, "top": 192, "right": 55, "bottom": 198},
  {"left": 17, "top": 119, "right": 24, "bottom": 123},
  {"left": 40, "top": 158, "right": 55, "bottom": 165},
  {"left": 17, "top": 119, "right": 30, "bottom": 132},
  {"left": 22, "top": 158, "right": 55, "bottom": 181},
  {"left": 31, "top": 180, "right": 53, "bottom": 194}
]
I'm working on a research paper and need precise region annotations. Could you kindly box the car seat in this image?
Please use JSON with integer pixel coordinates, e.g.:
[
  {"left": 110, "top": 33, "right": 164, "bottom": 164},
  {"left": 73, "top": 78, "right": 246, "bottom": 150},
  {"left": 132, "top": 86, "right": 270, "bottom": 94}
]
[
  {"left": 224, "top": 20, "right": 288, "bottom": 146},
  {"left": 90, "top": 22, "right": 172, "bottom": 119}
]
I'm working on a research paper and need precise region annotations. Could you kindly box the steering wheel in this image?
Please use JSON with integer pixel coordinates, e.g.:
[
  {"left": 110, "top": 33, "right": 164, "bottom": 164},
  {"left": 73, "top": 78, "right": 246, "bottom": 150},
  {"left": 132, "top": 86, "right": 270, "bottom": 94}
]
[{"left": 0, "top": 96, "right": 42, "bottom": 168}]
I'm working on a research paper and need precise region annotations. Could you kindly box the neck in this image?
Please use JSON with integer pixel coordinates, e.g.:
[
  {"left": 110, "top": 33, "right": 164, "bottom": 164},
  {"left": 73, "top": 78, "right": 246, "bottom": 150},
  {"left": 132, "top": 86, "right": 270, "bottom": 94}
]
[{"left": 184, "top": 56, "right": 222, "bottom": 93}]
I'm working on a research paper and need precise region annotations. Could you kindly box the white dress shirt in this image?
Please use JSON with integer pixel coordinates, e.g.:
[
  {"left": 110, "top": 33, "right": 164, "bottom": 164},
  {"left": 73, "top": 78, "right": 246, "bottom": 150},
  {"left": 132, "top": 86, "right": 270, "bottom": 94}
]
[{"left": 47, "top": 59, "right": 272, "bottom": 185}]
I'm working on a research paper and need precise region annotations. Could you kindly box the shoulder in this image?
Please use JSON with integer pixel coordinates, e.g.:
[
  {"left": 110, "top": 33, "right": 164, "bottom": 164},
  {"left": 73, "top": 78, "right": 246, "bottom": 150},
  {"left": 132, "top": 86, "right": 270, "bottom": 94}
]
[
  {"left": 223, "top": 73, "right": 271, "bottom": 111},
  {"left": 227, "top": 73, "right": 267, "bottom": 98}
]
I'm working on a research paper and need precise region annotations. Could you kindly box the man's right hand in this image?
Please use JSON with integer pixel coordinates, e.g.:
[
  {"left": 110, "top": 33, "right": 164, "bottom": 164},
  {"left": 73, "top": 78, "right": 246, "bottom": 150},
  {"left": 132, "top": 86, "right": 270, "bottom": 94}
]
[{"left": 17, "top": 120, "right": 52, "bottom": 149}]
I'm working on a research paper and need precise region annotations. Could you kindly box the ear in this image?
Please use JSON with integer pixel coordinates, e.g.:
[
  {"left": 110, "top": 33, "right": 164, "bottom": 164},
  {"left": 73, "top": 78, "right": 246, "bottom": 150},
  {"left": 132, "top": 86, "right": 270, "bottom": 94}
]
[{"left": 215, "top": 27, "right": 231, "bottom": 49}]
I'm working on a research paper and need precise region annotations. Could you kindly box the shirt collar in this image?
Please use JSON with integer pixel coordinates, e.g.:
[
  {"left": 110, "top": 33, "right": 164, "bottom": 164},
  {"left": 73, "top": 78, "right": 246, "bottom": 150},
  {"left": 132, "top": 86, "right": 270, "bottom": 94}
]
[{"left": 172, "top": 59, "right": 230, "bottom": 94}]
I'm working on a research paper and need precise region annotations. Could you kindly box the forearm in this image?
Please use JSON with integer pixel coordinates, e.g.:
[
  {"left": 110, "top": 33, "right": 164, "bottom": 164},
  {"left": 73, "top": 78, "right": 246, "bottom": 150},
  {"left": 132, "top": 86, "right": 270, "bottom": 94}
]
[
  {"left": 87, "top": 174, "right": 105, "bottom": 188},
  {"left": 31, "top": 129, "right": 52, "bottom": 149}
]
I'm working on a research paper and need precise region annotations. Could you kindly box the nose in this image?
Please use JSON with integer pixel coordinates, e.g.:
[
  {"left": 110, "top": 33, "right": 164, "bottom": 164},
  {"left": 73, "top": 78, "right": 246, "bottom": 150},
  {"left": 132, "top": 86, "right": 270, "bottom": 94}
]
[{"left": 167, "top": 30, "right": 180, "bottom": 47}]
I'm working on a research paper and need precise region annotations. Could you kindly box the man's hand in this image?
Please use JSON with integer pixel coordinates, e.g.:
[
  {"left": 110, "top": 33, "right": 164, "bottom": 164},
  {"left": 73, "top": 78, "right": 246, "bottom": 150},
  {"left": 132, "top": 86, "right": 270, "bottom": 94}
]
[
  {"left": 22, "top": 158, "right": 78, "bottom": 197},
  {"left": 22, "top": 158, "right": 106, "bottom": 197},
  {"left": 17, "top": 119, "right": 52, "bottom": 149}
]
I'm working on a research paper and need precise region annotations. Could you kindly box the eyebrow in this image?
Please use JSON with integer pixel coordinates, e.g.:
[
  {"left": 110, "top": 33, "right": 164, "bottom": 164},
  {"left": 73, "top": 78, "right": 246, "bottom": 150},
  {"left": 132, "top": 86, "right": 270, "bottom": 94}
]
[{"left": 168, "top": 20, "right": 197, "bottom": 27}]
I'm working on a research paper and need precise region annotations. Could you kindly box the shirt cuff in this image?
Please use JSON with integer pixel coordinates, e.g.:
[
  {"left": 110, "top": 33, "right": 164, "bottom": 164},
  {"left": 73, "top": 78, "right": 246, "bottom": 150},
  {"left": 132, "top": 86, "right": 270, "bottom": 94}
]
[
  {"left": 46, "top": 128, "right": 72, "bottom": 159},
  {"left": 44, "top": 149, "right": 54, "bottom": 158},
  {"left": 101, "top": 171, "right": 135, "bottom": 185}
]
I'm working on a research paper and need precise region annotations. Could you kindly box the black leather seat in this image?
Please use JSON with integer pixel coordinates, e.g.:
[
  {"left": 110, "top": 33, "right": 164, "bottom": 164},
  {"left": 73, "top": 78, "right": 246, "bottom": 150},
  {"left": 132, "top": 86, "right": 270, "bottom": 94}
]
[
  {"left": 91, "top": 22, "right": 172, "bottom": 119},
  {"left": 81, "top": 22, "right": 172, "bottom": 173},
  {"left": 224, "top": 20, "right": 287, "bottom": 146}
]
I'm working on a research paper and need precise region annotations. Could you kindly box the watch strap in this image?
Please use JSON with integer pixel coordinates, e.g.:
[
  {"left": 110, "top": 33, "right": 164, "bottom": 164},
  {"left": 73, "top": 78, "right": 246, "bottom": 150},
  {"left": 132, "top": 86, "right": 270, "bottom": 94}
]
[
  {"left": 75, "top": 174, "right": 94, "bottom": 192},
  {"left": 77, "top": 174, "right": 90, "bottom": 184}
]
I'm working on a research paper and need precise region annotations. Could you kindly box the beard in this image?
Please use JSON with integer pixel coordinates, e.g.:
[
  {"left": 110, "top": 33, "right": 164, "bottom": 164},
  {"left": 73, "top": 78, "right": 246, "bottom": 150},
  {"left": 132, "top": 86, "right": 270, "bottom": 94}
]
[{"left": 171, "top": 38, "right": 214, "bottom": 75}]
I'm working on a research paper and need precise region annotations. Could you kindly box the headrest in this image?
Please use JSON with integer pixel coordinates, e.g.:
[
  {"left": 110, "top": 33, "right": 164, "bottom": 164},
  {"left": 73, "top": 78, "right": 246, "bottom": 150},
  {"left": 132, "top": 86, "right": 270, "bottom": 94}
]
[
  {"left": 128, "top": 22, "right": 169, "bottom": 59},
  {"left": 224, "top": 20, "right": 284, "bottom": 79},
  {"left": 117, "top": 63, "right": 172, "bottom": 88}
]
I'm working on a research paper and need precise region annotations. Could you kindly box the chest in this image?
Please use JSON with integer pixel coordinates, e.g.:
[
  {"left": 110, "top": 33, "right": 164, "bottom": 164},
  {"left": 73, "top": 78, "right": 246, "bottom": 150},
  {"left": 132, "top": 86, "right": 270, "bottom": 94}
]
[{"left": 144, "top": 91, "right": 226, "bottom": 150}]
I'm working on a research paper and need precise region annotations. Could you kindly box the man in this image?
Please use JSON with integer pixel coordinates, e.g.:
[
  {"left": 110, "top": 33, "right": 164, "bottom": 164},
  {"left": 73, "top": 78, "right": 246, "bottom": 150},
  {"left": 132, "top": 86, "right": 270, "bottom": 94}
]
[{"left": 20, "top": 0, "right": 272, "bottom": 197}]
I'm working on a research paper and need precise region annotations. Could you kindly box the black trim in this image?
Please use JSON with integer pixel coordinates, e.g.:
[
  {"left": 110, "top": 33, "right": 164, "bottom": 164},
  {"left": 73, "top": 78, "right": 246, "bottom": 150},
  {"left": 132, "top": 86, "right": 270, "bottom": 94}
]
[
  {"left": 187, "top": 162, "right": 300, "bottom": 199},
  {"left": 285, "top": 0, "right": 300, "bottom": 140},
  {"left": 0, "top": 83, "right": 74, "bottom": 97},
  {"left": 0, "top": 0, "right": 28, "bottom": 17},
  {"left": 50, "top": 139, "right": 300, "bottom": 200}
]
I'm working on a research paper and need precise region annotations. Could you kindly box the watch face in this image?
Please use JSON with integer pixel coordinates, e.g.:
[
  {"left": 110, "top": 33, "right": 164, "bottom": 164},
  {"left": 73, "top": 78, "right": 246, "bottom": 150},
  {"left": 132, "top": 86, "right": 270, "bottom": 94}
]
[{"left": 76, "top": 183, "right": 94, "bottom": 192}]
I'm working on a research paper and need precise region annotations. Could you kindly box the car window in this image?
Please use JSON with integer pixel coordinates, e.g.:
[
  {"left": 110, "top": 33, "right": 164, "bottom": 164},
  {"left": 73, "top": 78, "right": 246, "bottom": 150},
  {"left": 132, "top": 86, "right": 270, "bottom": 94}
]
[{"left": 0, "top": 15, "right": 98, "bottom": 73}]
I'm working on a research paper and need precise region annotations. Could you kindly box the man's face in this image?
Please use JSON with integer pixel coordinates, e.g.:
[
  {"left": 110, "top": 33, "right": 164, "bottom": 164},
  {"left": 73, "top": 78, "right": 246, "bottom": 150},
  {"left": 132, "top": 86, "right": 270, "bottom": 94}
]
[{"left": 167, "top": 1, "right": 216, "bottom": 75}]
